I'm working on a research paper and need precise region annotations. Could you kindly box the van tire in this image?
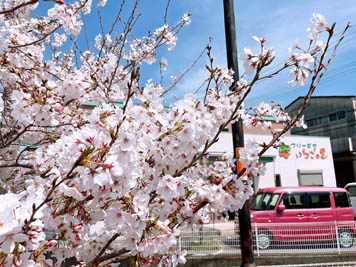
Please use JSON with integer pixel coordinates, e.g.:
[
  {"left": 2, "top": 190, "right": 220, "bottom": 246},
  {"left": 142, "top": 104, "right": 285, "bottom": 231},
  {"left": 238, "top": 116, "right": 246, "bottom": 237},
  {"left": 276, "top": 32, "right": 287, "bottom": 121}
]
[
  {"left": 254, "top": 230, "right": 273, "bottom": 250},
  {"left": 338, "top": 228, "right": 354, "bottom": 248}
]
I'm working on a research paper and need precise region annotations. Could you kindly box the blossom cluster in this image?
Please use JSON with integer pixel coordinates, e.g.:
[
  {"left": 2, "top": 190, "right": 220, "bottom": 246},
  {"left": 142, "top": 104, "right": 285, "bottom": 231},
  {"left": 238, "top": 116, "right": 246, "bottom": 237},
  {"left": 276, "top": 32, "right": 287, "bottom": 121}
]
[
  {"left": 0, "top": 2, "right": 336, "bottom": 266},
  {"left": 239, "top": 36, "right": 275, "bottom": 76},
  {"left": 287, "top": 13, "right": 327, "bottom": 86}
]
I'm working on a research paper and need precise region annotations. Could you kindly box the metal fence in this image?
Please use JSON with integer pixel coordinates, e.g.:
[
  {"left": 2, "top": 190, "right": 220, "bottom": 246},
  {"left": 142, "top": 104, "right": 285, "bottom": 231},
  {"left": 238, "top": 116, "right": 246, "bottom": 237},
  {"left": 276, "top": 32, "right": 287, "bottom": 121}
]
[{"left": 179, "top": 221, "right": 356, "bottom": 256}]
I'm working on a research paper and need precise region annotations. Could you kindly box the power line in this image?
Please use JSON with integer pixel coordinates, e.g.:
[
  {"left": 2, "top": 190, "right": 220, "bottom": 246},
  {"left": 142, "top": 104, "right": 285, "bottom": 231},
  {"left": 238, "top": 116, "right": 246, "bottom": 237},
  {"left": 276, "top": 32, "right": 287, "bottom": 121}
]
[
  {"left": 236, "top": 27, "right": 356, "bottom": 107},
  {"left": 258, "top": 29, "right": 356, "bottom": 76},
  {"left": 247, "top": 57, "right": 356, "bottom": 106}
]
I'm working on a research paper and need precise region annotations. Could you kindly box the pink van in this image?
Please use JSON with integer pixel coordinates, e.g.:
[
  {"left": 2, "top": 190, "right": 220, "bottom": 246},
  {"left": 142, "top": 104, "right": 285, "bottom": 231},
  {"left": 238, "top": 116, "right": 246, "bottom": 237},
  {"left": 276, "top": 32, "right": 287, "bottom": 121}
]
[{"left": 249, "top": 187, "right": 355, "bottom": 250}]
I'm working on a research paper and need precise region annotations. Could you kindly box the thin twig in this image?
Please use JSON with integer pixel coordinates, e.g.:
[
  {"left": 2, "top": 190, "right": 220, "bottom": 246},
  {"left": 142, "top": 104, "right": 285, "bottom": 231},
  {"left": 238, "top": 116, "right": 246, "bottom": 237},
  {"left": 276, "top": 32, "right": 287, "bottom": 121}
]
[
  {"left": 163, "top": 0, "right": 171, "bottom": 24},
  {"left": 10, "top": 24, "right": 61, "bottom": 49},
  {"left": 161, "top": 39, "right": 211, "bottom": 96},
  {"left": 258, "top": 22, "right": 349, "bottom": 158},
  {"left": 81, "top": 9, "right": 90, "bottom": 50},
  {"left": 0, "top": 163, "right": 33, "bottom": 169},
  {"left": 14, "top": 47, "right": 63, "bottom": 80}
]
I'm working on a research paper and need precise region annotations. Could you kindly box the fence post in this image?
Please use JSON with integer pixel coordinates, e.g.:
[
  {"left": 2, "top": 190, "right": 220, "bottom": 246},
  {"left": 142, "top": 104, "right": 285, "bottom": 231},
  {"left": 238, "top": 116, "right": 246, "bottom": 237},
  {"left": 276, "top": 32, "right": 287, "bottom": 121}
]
[
  {"left": 335, "top": 220, "right": 341, "bottom": 255},
  {"left": 199, "top": 226, "right": 203, "bottom": 245},
  {"left": 255, "top": 222, "right": 260, "bottom": 257},
  {"left": 179, "top": 235, "right": 182, "bottom": 251}
]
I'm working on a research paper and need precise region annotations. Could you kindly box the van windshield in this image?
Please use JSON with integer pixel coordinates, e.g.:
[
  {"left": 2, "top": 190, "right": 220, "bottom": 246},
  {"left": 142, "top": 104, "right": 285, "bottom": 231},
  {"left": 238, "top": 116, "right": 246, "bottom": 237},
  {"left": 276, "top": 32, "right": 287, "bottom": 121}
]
[{"left": 250, "top": 192, "right": 280, "bottom": 210}]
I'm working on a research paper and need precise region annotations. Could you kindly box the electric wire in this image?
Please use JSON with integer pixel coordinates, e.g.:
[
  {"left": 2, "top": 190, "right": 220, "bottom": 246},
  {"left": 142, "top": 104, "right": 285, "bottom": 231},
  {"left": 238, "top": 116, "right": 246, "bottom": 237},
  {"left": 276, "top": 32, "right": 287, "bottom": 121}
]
[
  {"left": 259, "top": 29, "right": 356, "bottom": 76},
  {"left": 245, "top": 30, "right": 356, "bottom": 107}
]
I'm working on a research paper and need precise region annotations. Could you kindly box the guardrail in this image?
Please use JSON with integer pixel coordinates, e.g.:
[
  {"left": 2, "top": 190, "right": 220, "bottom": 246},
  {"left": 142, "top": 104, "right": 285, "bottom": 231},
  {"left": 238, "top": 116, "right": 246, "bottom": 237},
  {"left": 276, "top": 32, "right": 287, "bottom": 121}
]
[{"left": 179, "top": 221, "right": 356, "bottom": 256}]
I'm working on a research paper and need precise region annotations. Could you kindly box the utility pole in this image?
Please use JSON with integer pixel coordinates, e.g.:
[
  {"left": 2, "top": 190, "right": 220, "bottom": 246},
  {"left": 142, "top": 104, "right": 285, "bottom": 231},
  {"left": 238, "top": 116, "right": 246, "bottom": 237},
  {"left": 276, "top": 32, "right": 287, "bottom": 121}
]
[{"left": 223, "top": 1, "right": 256, "bottom": 266}]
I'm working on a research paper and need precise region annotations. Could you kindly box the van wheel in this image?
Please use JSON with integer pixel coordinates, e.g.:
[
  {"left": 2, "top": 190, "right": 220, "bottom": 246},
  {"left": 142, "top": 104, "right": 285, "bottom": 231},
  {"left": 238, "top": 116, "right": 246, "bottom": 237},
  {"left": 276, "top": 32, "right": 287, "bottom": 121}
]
[
  {"left": 338, "top": 228, "right": 354, "bottom": 248},
  {"left": 255, "top": 230, "right": 273, "bottom": 250}
]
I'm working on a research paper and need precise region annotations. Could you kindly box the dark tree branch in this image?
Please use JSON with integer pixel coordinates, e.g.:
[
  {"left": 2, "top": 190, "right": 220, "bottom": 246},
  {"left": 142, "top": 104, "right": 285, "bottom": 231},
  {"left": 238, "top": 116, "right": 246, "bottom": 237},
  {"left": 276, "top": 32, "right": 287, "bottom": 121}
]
[
  {"left": 0, "top": 0, "right": 38, "bottom": 15},
  {"left": 90, "top": 233, "right": 121, "bottom": 265}
]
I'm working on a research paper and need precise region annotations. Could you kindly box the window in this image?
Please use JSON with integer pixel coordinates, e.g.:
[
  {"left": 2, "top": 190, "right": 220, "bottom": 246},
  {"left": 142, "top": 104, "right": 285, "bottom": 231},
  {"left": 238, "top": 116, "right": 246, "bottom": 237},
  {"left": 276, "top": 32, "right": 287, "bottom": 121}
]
[
  {"left": 280, "top": 193, "right": 306, "bottom": 209},
  {"left": 298, "top": 171, "right": 323, "bottom": 186},
  {"left": 337, "top": 110, "right": 346, "bottom": 120},
  {"left": 346, "top": 186, "right": 356, "bottom": 197},
  {"left": 306, "top": 117, "right": 322, "bottom": 127},
  {"left": 275, "top": 174, "right": 281, "bottom": 187},
  {"left": 328, "top": 110, "right": 346, "bottom": 122},
  {"left": 307, "top": 192, "right": 331, "bottom": 209},
  {"left": 250, "top": 192, "right": 280, "bottom": 210},
  {"left": 328, "top": 113, "right": 337, "bottom": 122},
  {"left": 333, "top": 192, "right": 351, "bottom": 208}
]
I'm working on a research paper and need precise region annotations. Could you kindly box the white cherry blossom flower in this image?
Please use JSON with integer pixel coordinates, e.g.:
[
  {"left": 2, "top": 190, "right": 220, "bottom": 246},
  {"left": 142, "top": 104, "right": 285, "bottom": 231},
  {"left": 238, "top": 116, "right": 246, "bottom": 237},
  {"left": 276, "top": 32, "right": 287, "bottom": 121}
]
[
  {"left": 160, "top": 57, "right": 168, "bottom": 71},
  {"left": 307, "top": 13, "right": 327, "bottom": 41},
  {"left": 240, "top": 47, "right": 257, "bottom": 76},
  {"left": 97, "top": 0, "right": 108, "bottom": 7}
]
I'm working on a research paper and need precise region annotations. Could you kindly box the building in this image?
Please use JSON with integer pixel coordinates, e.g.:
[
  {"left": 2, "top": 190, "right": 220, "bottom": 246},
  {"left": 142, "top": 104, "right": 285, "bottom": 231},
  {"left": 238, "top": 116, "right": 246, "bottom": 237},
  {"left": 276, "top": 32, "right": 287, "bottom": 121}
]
[
  {"left": 286, "top": 96, "right": 356, "bottom": 187},
  {"left": 209, "top": 131, "right": 337, "bottom": 192}
]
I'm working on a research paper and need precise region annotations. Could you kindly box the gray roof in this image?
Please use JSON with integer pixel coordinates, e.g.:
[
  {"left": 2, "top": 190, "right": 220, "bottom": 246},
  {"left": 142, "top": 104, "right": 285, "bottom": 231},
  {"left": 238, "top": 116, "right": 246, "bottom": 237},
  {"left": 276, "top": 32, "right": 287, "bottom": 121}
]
[{"left": 286, "top": 95, "right": 356, "bottom": 109}]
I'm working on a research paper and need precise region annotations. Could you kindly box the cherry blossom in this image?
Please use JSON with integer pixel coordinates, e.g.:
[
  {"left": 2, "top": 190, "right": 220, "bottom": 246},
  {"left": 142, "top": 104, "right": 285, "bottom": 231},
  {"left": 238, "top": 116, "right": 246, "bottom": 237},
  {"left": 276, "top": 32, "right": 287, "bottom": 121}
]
[
  {"left": 292, "top": 53, "right": 315, "bottom": 68},
  {"left": 308, "top": 13, "right": 327, "bottom": 41},
  {"left": 240, "top": 37, "right": 275, "bottom": 76},
  {"left": 160, "top": 57, "right": 168, "bottom": 71},
  {"left": 288, "top": 39, "right": 300, "bottom": 52},
  {"left": 0, "top": 3, "right": 347, "bottom": 266},
  {"left": 240, "top": 47, "right": 257, "bottom": 75},
  {"left": 180, "top": 12, "right": 191, "bottom": 25},
  {"left": 288, "top": 67, "right": 309, "bottom": 86}
]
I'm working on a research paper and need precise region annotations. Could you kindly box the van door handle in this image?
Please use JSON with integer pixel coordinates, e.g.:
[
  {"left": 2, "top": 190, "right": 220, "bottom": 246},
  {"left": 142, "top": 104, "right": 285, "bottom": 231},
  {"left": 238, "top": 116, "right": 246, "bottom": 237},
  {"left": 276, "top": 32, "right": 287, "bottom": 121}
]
[
  {"left": 297, "top": 214, "right": 305, "bottom": 219},
  {"left": 310, "top": 213, "right": 318, "bottom": 219}
]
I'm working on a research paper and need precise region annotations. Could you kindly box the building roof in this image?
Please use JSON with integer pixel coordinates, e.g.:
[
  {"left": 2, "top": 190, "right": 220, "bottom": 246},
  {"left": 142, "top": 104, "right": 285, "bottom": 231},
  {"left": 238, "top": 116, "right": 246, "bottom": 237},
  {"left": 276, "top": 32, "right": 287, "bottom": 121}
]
[
  {"left": 82, "top": 100, "right": 125, "bottom": 108},
  {"left": 286, "top": 96, "right": 356, "bottom": 110}
]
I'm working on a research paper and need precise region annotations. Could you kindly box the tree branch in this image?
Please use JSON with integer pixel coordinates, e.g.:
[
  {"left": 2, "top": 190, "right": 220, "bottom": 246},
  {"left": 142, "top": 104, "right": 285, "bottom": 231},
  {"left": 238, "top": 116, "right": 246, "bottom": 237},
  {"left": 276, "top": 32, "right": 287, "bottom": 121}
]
[
  {"left": 89, "top": 233, "right": 122, "bottom": 265},
  {"left": 0, "top": 0, "right": 38, "bottom": 15},
  {"left": 97, "top": 249, "right": 129, "bottom": 264},
  {"left": 258, "top": 22, "right": 350, "bottom": 158}
]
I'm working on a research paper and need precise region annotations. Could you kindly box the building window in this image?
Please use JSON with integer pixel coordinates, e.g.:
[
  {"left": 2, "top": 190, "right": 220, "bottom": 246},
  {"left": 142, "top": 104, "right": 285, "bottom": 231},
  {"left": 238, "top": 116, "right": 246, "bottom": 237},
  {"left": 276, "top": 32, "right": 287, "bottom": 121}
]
[
  {"left": 306, "top": 117, "right": 322, "bottom": 127},
  {"left": 275, "top": 174, "right": 281, "bottom": 187},
  {"left": 298, "top": 170, "right": 323, "bottom": 186},
  {"left": 328, "top": 110, "right": 346, "bottom": 122}
]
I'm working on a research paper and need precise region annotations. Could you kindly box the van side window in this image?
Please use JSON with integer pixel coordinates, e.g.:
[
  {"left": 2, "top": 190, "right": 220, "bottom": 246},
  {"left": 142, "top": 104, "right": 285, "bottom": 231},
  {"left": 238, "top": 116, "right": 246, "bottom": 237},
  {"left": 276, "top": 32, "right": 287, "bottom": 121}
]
[
  {"left": 307, "top": 192, "right": 331, "bottom": 208},
  {"left": 333, "top": 192, "right": 351, "bottom": 208},
  {"left": 280, "top": 193, "right": 306, "bottom": 209}
]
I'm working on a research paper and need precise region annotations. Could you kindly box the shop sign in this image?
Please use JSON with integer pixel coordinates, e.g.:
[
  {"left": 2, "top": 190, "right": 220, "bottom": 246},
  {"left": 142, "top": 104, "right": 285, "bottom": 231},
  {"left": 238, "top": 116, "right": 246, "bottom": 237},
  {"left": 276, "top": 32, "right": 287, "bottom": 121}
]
[{"left": 279, "top": 142, "right": 328, "bottom": 160}]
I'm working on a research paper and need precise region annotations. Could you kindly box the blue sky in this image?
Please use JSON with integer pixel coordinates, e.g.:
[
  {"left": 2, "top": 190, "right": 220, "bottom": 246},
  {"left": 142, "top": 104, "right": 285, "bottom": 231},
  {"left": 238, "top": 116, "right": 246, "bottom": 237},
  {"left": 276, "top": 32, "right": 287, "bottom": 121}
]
[{"left": 38, "top": 0, "right": 356, "bottom": 107}]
